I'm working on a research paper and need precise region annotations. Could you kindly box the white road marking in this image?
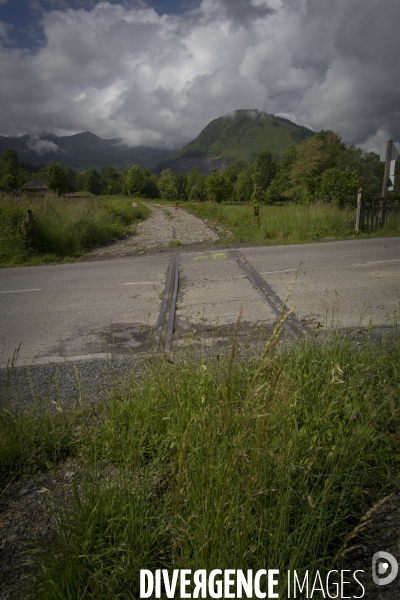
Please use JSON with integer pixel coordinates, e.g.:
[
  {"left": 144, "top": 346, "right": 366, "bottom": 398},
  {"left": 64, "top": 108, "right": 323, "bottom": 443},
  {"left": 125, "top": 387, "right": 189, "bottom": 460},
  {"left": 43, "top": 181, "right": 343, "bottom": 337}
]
[
  {"left": 0, "top": 288, "right": 42, "bottom": 294},
  {"left": 260, "top": 269, "right": 297, "bottom": 274},
  {"left": 0, "top": 352, "right": 113, "bottom": 368},
  {"left": 366, "top": 259, "right": 400, "bottom": 264}
]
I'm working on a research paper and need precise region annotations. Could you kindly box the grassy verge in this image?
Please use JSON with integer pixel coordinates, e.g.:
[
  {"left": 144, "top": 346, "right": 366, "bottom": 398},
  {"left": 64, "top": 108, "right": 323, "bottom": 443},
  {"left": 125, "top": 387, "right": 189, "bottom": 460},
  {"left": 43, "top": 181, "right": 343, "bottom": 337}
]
[
  {"left": 0, "top": 194, "right": 150, "bottom": 267},
  {"left": 1, "top": 324, "right": 399, "bottom": 598},
  {"left": 184, "top": 202, "right": 400, "bottom": 244}
]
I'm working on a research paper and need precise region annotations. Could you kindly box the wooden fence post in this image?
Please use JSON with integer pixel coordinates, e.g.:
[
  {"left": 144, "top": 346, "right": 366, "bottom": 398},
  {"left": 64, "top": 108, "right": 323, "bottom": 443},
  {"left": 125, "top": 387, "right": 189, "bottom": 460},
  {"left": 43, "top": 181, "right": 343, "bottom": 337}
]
[
  {"left": 379, "top": 197, "right": 386, "bottom": 226},
  {"left": 26, "top": 209, "right": 34, "bottom": 232},
  {"left": 356, "top": 188, "right": 364, "bottom": 230}
]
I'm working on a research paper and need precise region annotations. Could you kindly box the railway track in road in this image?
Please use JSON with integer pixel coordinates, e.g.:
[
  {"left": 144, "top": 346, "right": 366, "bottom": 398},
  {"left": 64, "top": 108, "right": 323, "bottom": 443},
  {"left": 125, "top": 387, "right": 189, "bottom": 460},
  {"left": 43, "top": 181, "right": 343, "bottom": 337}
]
[
  {"left": 155, "top": 250, "right": 308, "bottom": 352},
  {"left": 155, "top": 254, "right": 180, "bottom": 351},
  {"left": 230, "top": 250, "right": 309, "bottom": 339}
]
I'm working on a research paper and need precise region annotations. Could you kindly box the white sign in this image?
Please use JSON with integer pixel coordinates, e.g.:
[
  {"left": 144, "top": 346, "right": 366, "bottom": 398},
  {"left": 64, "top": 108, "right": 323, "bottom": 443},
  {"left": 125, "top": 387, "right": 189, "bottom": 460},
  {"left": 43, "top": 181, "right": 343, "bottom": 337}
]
[
  {"left": 387, "top": 160, "right": 397, "bottom": 190},
  {"left": 380, "top": 142, "right": 399, "bottom": 162}
]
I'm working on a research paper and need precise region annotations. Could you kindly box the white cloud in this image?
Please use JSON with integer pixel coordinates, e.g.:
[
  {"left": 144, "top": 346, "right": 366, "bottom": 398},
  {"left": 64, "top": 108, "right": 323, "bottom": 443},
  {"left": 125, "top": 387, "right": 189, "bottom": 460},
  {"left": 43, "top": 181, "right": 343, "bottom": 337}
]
[
  {"left": 0, "top": 0, "right": 399, "bottom": 152},
  {"left": 27, "top": 135, "right": 60, "bottom": 155}
]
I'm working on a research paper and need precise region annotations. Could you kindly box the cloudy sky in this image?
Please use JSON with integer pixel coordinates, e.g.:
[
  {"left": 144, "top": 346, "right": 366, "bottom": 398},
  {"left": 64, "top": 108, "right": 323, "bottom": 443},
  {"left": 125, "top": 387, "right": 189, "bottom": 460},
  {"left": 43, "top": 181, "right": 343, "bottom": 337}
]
[{"left": 0, "top": 0, "right": 399, "bottom": 152}]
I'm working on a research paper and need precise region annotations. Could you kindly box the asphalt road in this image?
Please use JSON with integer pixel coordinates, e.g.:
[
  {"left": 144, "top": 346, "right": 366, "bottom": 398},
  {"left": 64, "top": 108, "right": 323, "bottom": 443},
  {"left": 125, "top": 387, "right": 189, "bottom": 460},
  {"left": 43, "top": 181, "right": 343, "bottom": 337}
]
[{"left": 1, "top": 237, "right": 399, "bottom": 367}]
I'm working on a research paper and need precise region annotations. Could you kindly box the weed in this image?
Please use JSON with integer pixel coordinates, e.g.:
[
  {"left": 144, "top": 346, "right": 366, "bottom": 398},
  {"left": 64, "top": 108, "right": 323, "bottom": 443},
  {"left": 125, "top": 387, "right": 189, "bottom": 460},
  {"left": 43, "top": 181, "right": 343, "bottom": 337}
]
[
  {"left": 0, "top": 194, "right": 150, "bottom": 267},
  {"left": 0, "top": 331, "right": 394, "bottom": 598},
  {"left": 184, "top": 202, "right": 400, "bottom": 244}
]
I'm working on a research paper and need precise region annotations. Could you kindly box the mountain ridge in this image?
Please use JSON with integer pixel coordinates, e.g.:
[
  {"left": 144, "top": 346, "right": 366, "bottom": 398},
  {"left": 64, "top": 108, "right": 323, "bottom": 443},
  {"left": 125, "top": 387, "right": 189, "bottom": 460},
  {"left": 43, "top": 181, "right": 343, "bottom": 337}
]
[
  {"left": 155, "top": 110, "right": 316, "bottom": 174},
  {"left": 0, "top": 110, "right": 316, "bottom": 174},
  {"left": 0, "top": 131, "right": 176, "bottom": 172}
]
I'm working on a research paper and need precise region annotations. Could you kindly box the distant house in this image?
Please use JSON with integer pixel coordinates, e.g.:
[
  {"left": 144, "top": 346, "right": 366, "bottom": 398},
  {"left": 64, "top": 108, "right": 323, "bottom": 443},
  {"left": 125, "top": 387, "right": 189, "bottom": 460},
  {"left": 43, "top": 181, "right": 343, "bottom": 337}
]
[{"left": 24, "top": 178, "right": 48, "bottom": 192}]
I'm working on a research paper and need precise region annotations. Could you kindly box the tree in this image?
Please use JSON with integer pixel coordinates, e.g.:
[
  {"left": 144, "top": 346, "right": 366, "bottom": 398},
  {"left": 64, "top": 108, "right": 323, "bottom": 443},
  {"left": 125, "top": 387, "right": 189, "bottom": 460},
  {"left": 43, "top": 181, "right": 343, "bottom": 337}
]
[
  {"left": 360, "top": 152, "right": 384, "bottom": 197},
  {"left": 316, "top": 129, "right": 345, "bottom": 167},
  {"left": 289, "top": 131, "right": 345, "bottom": 202},
  {"left": 233, "top": 166, "right": 254, "bottom": 202},
  {"left": 76, "top": 171, "right": 87, "bottom": 192},
  {"left": 290, "top": 136, "right": 327, "bottom": 201},
  {"left": 140, "top": 173, "right": 160, "bottom": 199},
  {"left": 189, "top": 182, "right": 207, "bottom": 202},
  {"left": 175, "top": 174, "right": 188, "bottom": 201},
  {"left": 223, "top": 159, "right": 249, "bottom": 183},
  {"left": 65, "top": 167, "right": 77, "bottom": 193},
  {"left": 253, "top": 151, "right": 277, "bottom": 201},
  {"left": 187, "top": 166, "right": 206, "bottom": 195},
  {"left": 0, "top": 147, "right": 19, "bottom": 177},
  {"left": 251, "top": 172, "right": 262, "bottom": 221},
  {"left": 319, "top": 167, "right": 360, "bottom": 207},
  {"left": 100, "top": 165, "right": 121, "bottom": 195},
  {"left": 205, "top": 169, "right": 233, "bottom": 203},
  {"left": 17, "top": 168, "right": 31, "bottom": 188},
  {"left": 124, "top": 165, "right": 146, "bottom": 197},
  {"left": 46, "top": 162, "right": 69, "bottom": 196},
  {"left": 85, "top": 169, "right": 102, "bottom": 195},
  {"left": 1, "top": 173, "right": 18, "bottom": 190},
  {"left": 158, "top": 169, "right": 178, "bottom": 200},
  {"left": 265, "top": 146, "right": 298, "bottom": 203}
]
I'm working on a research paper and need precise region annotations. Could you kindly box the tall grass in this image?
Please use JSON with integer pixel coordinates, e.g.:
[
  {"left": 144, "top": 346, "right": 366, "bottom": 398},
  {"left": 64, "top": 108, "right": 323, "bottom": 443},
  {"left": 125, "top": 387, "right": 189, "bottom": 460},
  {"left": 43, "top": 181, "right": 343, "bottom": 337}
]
[
  {"left": 184, "top": 202, "right": 400, "bottom": 244},
  {"left": 1, "top": 326, "right": 399, "bottom": 598},
  {"left": 0, "top": 194, "right": 150, "bottom": 266}
]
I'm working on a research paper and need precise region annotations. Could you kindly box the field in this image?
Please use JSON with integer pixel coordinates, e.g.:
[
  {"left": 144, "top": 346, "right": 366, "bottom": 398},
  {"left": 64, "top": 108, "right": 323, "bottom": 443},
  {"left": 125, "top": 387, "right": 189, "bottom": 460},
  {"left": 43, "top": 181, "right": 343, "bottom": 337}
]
[
  {"left": 1, "top": 319, "right": 400, "bottom": 598},
  {"left": 184, "top": 201, "right": 400, "bottom": 244},
  {"left": 0, "top": 193, "right": 150, "bottom": 267}
]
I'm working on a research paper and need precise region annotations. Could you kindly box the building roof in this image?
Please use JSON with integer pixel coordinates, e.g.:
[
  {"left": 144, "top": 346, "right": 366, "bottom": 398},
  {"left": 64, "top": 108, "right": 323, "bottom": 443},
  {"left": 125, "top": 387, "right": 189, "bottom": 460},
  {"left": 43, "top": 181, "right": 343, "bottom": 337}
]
[{"left": 24, "top": 178, "right": 47, "bottom": 188}]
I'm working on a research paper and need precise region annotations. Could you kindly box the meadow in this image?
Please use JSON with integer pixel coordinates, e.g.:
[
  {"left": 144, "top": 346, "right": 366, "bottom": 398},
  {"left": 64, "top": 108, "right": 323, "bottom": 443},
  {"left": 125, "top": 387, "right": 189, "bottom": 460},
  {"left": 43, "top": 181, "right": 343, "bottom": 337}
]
[
  {"left": 1, "top": 318, "right": 399, "bottom": 598},
  {"left": 2, "top": 194, "right": 399, "bottom": 268},
  {"left": 0, "top": 193, "right": 149, "bottom": 267},
  {"left": 184, "top": 201, "right": 400, "bottom": 244}
]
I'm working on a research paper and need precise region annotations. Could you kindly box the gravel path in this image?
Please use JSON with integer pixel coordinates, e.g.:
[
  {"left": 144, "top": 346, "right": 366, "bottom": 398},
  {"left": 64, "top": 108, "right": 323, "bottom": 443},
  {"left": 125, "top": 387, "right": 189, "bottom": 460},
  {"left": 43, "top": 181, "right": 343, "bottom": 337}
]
[{"left": 87, "top": 203, "right": 219, "bottom": 259}]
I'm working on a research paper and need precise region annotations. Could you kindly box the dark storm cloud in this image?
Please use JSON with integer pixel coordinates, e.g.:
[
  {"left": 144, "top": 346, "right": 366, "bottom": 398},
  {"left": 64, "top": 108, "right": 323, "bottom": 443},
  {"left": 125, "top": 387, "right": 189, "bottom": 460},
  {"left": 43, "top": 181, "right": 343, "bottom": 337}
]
[{"left": 0, "top": 0, "right": 399, "bottom": 151}]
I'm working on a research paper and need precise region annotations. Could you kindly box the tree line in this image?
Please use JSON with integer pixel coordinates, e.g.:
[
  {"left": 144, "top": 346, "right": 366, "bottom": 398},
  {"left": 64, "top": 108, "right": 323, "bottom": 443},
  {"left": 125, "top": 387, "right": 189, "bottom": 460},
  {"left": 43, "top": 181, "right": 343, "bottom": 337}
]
[{"left": 0, "top": 130, "right": 388, "bottom": 206}]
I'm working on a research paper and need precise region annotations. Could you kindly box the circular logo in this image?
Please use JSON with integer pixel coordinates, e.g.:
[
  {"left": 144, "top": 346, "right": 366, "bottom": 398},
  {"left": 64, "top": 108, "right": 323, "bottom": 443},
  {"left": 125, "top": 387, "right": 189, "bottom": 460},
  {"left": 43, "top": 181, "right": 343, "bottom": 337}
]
[{"left": 372, "top": 552, "right": 399, "bottom": 586}]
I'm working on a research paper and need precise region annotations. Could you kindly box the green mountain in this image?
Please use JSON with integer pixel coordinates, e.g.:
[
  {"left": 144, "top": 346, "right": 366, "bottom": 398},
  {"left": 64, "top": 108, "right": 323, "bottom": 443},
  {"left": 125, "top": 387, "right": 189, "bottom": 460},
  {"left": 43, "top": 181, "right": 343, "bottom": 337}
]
[
  {"left": 156, "top": 110, "right": 315, "bottom": 173},
  {"left": 0, "top": 131, "right": 176, "bottom": 172}
]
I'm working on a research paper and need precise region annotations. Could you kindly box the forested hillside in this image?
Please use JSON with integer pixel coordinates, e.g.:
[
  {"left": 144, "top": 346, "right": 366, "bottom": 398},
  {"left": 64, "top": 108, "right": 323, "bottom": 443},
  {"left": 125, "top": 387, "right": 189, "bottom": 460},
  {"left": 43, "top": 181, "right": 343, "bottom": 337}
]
[
  {"left": 0, "top": 129, "right": 386, "bottom": 206},
  {"left": 157, "top": 110, "right": 315, "bottom": 173}
]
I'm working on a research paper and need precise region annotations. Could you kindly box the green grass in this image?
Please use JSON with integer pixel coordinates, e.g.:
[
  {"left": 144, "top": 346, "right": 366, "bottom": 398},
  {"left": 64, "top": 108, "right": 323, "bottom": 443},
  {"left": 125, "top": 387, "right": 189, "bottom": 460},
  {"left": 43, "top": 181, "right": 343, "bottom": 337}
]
[
  {"left": 184, "top": 201, "right": 400, "bottom": 244},
  {"left": 0, "top": 194, "right": 150, "bottom": 267},
  {"left": 1, "top": 322, "right": 400, "bottom": 598}
]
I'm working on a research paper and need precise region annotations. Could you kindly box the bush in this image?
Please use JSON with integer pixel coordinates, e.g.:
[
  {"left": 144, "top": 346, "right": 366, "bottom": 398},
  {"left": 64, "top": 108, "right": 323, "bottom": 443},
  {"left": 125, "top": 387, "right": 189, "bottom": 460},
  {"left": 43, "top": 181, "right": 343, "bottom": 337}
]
[
  {"left": 0, "top": 203, "right": 29, "bottom": 264},
  {"left": 0, "top": 194, "right": 150, "bottom": 265}
]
